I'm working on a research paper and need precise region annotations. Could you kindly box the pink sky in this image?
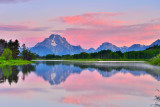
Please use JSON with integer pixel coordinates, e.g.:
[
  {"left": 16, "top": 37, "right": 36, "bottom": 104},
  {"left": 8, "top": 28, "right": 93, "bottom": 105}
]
[{"left": 0, "top": 0, "right": 160, "bottom": 49}]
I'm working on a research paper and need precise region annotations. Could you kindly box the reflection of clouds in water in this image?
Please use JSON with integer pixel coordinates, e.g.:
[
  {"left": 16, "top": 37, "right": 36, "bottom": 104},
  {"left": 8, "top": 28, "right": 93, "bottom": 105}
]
[
  {"left": 0, "top": 62, "right": 160, "bottom": 107},
  {"left": 0, "top": 88, "right": 48, "bottom": 94},
  {"left": 58, "top": 71, "right": 156, "bottom": 107},
  {"left": 60, "top": 70, "right": 155, "bottom": 95}
]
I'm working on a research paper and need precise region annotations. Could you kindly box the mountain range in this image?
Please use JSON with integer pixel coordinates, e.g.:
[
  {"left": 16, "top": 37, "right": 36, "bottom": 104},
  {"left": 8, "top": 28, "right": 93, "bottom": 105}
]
[{"left": 30, "top": 34, "right": 160, "bottom": 56}]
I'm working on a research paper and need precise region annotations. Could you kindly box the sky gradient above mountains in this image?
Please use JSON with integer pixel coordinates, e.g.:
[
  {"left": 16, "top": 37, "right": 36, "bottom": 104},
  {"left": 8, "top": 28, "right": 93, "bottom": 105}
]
[{"left": 0, "top": 0, "right": 160, "bottom": 49}]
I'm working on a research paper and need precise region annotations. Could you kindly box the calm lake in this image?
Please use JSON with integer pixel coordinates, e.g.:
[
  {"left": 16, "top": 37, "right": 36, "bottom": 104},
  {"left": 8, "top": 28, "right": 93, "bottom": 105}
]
[{"left": 0, "top": 61, "right": 160, "bottom": 107}]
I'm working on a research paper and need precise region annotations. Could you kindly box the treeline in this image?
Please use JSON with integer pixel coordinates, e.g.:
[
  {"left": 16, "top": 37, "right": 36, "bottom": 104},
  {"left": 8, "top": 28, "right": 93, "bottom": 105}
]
[
  {"left": 44, "top": 45, "right": 160, "bottom": 59},
  {"left": 0, "top": 39, "right": 20, "bottom": 59},
  {"left": 0, "top": 39, "right": 37, "bottom": 61}
]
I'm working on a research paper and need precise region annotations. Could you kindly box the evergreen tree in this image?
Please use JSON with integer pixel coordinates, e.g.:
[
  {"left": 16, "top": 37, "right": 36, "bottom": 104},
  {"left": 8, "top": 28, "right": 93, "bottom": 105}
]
[
  {"left": 7, "top": 40, "right": 20, "bottom": 59},
  {"left": 21, "top": 44, "right": 36, "bottom": 61}
]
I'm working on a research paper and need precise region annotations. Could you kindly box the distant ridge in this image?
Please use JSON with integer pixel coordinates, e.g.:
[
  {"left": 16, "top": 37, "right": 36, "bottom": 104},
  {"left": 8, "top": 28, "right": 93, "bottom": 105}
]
[
  {"left": 150, "top": 39, "right": 160, "bottom": 47},
  {"left": 30, "top": 34, "right": 160, "bottom": 56}
]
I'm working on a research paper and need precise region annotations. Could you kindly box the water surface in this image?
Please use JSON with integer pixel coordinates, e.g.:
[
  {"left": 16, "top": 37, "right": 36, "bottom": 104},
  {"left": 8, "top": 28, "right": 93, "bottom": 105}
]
[{"left": 0, "top": 61, "right": 160, "bottom": 107}]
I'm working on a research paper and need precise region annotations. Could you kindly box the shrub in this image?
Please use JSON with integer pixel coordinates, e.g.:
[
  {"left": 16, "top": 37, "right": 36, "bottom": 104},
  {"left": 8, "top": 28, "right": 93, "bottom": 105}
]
[
  {"left": 149, "top": 54, "right": 160, "bottom": 65},
  {"left": 2, "top": 48, "right": 12, "bottom": 60}
]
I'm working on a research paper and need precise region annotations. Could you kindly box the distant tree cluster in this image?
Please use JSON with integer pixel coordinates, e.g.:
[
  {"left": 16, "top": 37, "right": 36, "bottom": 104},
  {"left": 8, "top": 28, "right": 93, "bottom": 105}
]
[
  {"left": 0, "top": 39, "right": 37, "bottom": 61},
  {"left": 20, "top": 44, "right": 38, "bottom": 61},
  {"left": 43, "top": 45, "right": 160, "bottom": 60}
]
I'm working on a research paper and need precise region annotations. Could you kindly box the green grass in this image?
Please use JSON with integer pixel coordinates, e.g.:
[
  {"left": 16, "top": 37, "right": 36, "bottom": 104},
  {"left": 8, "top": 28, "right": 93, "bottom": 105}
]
[
  {"left": 149, "top": 54, "right": 160, "bottom": 66},
  {"left": 35, "top": 58, "right": 148, "bottom": 61},
  {"left": 0, "top": 57, "right": 34, "bottom": 66}
]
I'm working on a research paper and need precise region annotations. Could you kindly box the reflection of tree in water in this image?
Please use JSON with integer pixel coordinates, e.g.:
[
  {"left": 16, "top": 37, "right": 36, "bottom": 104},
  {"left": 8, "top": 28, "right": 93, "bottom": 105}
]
[
  {"left": 20, "top": 64, "right": 36, "bottom": 80},
  {"left": 152, "top": 89, "right": 160, "bottom": 107},
  {"left": 0, "top": 66, "right": 19, "bottom": 85},
  {"left": 0, "top": 64, "right": 36, "bottom": 85}
]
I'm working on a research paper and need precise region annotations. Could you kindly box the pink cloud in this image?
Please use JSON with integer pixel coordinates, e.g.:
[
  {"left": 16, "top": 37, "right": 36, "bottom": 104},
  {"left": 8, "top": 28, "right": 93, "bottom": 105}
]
[
  {"left": 50, "top": 12, "right": 126, "bottom": 27},
  {"left": 151, "top": 18, "right": 160, "bottom": 22},
  {"left": 0, "top": 30, "right": 51, "bottom": 47},
  {"left": 53, "top": 22, "right": 160, "bottom": 48},
  {"left": 19, "top": 36, "right": 45, "bottom": 46},
  {"left": 155, "top": 25, "right": 160, "bottom": 29},
  {"left": 49, "top": 12, "right": 160, "bottom": 48},
  {"left": 11, "top": 20, "right": 39, "bottom": 26}
]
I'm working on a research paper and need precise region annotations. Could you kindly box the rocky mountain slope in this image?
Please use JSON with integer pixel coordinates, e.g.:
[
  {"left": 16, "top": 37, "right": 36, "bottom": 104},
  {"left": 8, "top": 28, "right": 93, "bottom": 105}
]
[{"left": 30, "top": 34, "right": 85, "bottom": 56}]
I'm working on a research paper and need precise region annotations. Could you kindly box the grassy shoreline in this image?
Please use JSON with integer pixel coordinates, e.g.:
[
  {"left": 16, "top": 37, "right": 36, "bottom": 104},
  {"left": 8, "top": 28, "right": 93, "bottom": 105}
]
[
  {"left": 148, "top": 54, "right": 160, "bottom": 66},
  {"left": 0, "top": 58, "right": 148, "bottom": 66},
  {"left": 0, "top": 59, "right": 34, "bottom": 66},
  {"left": 34, "top": 58, "right": 149, "bottom": 61},
  {"left": 0, "top": 57, "right": 151, "bottom": 66}
]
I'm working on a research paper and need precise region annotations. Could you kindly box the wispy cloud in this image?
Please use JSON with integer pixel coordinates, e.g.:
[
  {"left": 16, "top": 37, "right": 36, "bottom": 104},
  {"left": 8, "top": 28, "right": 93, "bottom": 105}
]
[
  {"left": 50, "top": 12, "right": 126, "bottom": 27},
  {"left": 0, "top": 0, "right": 33, "bottom": 3},
  {"left": 0, "top": 24, "right": 48, "bottom": 31},
  {"left": 151, "top": 18, "right": 160, "bottom": 22}
]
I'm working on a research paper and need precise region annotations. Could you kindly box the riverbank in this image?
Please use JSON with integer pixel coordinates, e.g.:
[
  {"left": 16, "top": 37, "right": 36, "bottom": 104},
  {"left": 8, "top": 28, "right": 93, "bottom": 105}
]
[
  {"left": 34, "top": 58, "right": 148, "bottom": 62},
  {"left": 0, "top": 58, "right": 148, "bottom": 66},
  {"left": 0, "top": 59, "right": 34, "bottom": 66},
  {"left": 149, "top": 54, "right": 160, "bottom": 66}
]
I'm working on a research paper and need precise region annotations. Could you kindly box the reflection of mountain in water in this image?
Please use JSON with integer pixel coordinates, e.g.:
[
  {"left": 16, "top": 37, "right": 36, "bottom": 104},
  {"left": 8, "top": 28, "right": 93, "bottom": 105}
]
[
  {"left": 1, "top": 61, "right": 160, "bottom": 85},
  {"left": 35, "top": 62, "right": 82, "bottom": 85},
  {"left": 34, "top": 61, "right": 160, "bottom": 85},
  {"left": 83, "top": 62, "right": 160, "bottom": 81}
]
